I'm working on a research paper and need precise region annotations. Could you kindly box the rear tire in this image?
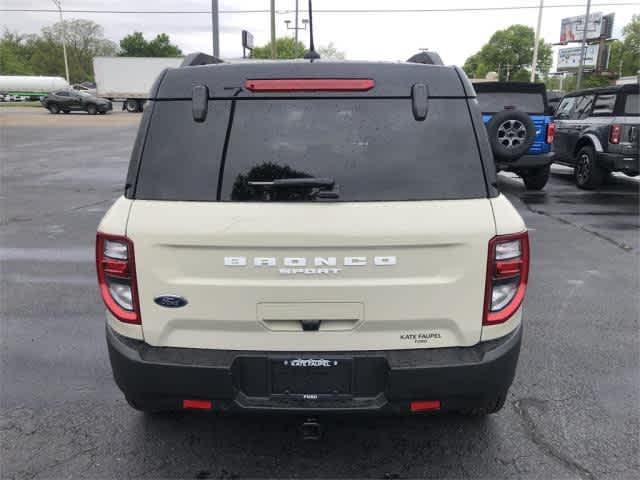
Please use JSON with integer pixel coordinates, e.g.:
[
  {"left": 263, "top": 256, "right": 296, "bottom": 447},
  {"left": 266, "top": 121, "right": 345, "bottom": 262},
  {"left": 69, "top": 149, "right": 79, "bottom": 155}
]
[
  {"left": 62, "top": 110, "right": 70, "bottom": 114},
  {"left": 459, "top": 394, "right": 506, "bottom": 417},
  {"left": 48, "top": 104, "right": 60, "bottom": 114},
  {"left": 521, "top": 165, "right": 550, "bottom": 191},
  {"left": 125, "top": 100, "right": 139, "bottom": 113},
  {"left": 574, "top": 145, "right": 604, "bottom": 190}
]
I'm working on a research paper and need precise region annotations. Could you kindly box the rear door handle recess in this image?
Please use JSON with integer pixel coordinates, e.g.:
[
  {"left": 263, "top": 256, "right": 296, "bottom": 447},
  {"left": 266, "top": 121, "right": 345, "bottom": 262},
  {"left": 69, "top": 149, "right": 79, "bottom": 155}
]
[{"left": 300, "top": 320, "right": 321, "bottom": 331}]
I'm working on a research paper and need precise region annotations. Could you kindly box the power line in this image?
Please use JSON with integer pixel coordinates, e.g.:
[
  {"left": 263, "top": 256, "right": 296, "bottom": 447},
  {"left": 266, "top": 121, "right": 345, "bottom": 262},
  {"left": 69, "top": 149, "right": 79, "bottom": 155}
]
[{"left": 1, "top": 3, "right": 638, "bottom": 15}]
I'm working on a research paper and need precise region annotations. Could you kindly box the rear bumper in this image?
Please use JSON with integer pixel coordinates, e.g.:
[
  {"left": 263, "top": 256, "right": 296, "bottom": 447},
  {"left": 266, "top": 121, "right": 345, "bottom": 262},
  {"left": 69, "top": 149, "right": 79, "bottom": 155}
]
[
  {"left": 107, "top": 324, "right": 522, "bottom": 414},
  {"left": 598, "top": 152, "right": 639, "bottom": 175},
  {"left": 498, "top": 152, "right": 554, "bottom": 171}
]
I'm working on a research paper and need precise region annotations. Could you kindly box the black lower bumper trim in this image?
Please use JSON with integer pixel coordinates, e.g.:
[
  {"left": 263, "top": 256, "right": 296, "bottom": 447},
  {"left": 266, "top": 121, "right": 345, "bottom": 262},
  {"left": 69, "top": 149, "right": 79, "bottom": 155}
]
[
  {"left": 498, "top": 152, "right": 554, "bottom": 171},
  {"left": 107, "top": 325, "right": 522, "bottom": 413},
  {"left": 597, "top": 152, "right": 639, "bottom": 174}
]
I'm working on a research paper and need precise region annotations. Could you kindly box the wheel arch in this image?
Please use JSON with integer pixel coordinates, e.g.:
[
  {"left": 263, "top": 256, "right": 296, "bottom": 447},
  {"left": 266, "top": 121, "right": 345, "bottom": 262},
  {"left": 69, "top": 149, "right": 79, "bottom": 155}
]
[{"left": 573, "top": 134, "right": 603, "bottom": 157}]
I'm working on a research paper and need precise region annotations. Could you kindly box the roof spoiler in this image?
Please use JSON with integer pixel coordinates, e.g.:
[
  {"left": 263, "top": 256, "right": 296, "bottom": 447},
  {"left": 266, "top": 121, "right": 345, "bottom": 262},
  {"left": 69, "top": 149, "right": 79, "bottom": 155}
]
[
  {"left": 180, "top": 52, "right": 224, "bottom": 67},
  {"left": 407, "top": 52, "right": 444, "bottom": 66}
]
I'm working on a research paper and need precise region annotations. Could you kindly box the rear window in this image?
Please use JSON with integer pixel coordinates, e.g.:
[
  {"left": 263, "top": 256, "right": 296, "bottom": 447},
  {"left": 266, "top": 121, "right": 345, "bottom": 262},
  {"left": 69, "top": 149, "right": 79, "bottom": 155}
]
[
  {"left": 135, "top": 98, "right": 487, "bottom": 202},
  {"left": 592, "top": 94, "right": 616, "bottom": 116},
  {"left": 476, "top": 92, "right": 545, "bottom": 114},
  {"left": 624, "top": 94, "right": 639, "bottom": 115}
]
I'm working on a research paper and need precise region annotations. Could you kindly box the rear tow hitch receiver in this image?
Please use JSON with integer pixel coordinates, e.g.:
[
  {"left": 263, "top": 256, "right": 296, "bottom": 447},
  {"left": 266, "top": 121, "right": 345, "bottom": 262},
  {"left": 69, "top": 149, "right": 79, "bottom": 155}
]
[{"left": 301, "top": 418, "right": 323, "bottom": 441}]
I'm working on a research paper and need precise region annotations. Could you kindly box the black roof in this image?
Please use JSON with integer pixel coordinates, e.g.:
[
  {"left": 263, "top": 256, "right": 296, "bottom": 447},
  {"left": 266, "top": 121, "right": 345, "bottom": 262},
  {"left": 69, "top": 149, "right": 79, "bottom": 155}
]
[
  {"left": 563, "top": 83, "right": 638, "bottom": 97},
  {"left": 472, "top": 81, "right": 547, "bottom": 94},
  {"left": 151, "top": 61, "right": 473, "bottom": 99}
]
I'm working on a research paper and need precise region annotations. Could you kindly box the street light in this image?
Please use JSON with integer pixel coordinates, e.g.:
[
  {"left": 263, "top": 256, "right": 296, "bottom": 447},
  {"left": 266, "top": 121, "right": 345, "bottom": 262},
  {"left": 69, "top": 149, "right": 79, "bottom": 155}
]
[
  {"left": 51, "top": 0, "right": 70, "bottom": 84},
  {"left": 284, "top": 18, "right": 308, "bottom": 42}
]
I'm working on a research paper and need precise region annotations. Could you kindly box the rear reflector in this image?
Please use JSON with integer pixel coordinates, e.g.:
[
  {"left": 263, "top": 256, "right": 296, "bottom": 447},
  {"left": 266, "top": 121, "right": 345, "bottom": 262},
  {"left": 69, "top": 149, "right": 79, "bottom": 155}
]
[
  {"left": 244, "top": 78, "right": 375, "bottom": 92},
  {"left": 182, "top": 399, "right": 212, "bottom": 410},
  {"left": 410, "top": 400, "right": 441, "bottom": 412}
]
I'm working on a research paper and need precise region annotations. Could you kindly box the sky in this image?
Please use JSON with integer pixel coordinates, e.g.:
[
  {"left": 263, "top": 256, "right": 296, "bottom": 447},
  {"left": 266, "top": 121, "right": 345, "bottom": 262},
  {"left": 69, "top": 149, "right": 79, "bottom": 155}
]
[{"left": 2, "top": 0, "right": 639, "bottom": 69}]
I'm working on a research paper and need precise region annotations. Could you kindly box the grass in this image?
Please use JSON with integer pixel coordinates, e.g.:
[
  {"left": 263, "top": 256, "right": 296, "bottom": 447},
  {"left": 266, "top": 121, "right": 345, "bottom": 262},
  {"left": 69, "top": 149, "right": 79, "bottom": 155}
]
[{"left": 0, "top": 102, "right": 42, "bottom": 108}]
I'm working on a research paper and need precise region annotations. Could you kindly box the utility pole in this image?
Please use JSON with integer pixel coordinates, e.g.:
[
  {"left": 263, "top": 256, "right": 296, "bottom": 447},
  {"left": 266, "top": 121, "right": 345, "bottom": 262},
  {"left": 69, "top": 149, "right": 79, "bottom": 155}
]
[
  {"left": 530, "top": 0, "right": 544, "bottom": 82},
  {"left": 295, "top": 0, "right": 299, "bottom": 42},
  {"left": 576, "top": 0, "right": 592, "bottom": 89},
  {"left": 211, "top": 0, "right": 219, "bottom": 57},
  {"left": 51, "top": 0, "right": 69, "bottom": 84},
  {"left": 270, "top": 0, "right": 276, "bottom": 59}
]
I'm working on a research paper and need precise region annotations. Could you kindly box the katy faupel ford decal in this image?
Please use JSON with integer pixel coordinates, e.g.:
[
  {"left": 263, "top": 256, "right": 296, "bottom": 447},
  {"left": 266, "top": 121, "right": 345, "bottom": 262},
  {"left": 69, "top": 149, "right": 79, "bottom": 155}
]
[{"left": 224, "top": 256, "right": 397, "bottom": 275}]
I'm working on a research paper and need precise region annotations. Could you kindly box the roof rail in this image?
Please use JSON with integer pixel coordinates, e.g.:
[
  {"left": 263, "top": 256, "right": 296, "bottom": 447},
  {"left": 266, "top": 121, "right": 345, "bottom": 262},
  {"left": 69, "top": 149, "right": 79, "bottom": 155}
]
[
  {"left": 180, "top": 52, "right": 224, "bottom": 67},
  {"left": 407, "top": 52, "right": 444, "bottom": 66}
]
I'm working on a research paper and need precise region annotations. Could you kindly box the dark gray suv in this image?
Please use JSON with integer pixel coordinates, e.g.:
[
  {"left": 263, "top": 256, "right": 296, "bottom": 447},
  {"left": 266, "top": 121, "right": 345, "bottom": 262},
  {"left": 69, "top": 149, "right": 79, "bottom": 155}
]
[
  {"left": 41, "top": 90, "right": 112, "bottom": 115},
  {"left": 552, "top": 84, "right": 639, "bottom": 189}
]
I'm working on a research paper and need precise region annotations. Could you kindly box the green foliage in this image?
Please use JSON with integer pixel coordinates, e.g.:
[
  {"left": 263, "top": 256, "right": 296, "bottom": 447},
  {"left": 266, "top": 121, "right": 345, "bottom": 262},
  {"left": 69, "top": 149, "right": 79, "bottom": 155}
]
[
  {"left": 462, "top": 24, "right": 552, "bottom": 81},
  {"left": 0, "top": 31, "right": 36, "bottom": 75},
  {"left": 119, "top": 32, "right": 182, "bottom": 57},
  {"left": 608, "top": 15, "right": 640, "bottom": 77},
  {"left": 251, "top": 37, "right": 306, "bottom": 59},
  {"left": 581, "top": 75, "right": 611, "bottom": 88},
  {"left": 0, "top": 20, "right": 116, "bottom": 83},
  {"left": 546, "top": 73, "right": 612, "bottom": 93},
  {"left": 118, "top": 32, "right": 147, "bottom": 57}
]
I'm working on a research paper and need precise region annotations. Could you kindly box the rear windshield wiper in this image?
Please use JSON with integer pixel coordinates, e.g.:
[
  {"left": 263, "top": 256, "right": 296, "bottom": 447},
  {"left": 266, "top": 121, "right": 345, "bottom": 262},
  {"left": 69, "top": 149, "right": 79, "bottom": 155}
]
[{"left": 248, "top": 178, "right": 335, "bottom": 189}]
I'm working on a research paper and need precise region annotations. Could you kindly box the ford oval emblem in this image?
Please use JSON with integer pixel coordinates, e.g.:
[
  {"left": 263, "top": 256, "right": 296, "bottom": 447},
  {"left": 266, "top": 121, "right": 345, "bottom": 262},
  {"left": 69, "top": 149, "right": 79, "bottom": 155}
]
[{"left": 154, "top": 295, "right": 188, "bottom": 308}]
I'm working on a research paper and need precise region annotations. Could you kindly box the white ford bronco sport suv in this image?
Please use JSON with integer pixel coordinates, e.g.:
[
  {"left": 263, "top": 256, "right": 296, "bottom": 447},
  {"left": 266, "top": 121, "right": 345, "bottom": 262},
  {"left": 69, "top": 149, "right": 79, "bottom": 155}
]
[{"left": 97, "top": 58, "right": 529, "bottom": 416}]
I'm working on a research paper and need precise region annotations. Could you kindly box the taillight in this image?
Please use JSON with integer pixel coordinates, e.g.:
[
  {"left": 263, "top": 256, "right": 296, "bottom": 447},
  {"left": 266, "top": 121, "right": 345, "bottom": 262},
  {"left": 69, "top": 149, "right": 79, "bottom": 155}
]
[
  {"left": 96, "top": 232, "right": 140, "bottom": 324},
  {"left": 546, "top": 122, "right": 556, "bottom": 144},
  {"left": 609, "top": 124, "right": 622, "bottom": 144},
  {"left": 483, "top": 232, "right": 529, "bottom": 325},
  {"left": 244, "top": 78, "right": 375, "bottom": 92}
]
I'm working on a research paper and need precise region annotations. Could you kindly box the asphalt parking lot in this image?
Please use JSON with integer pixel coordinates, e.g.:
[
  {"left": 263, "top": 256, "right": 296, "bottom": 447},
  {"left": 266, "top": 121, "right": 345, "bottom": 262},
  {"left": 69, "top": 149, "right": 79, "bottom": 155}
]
[{"left": 1, "top": 107, "right": 638, "bottom": 479}]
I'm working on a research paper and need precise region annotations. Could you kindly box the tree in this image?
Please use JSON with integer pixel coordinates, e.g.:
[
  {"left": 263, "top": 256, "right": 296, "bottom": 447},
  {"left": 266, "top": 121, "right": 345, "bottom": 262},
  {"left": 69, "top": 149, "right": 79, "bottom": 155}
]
[
  {"left": 463, "top": 25, "right": 552, "bottom": 81},
  {"left": 0, "top": 20, "right": 116, "bottom": 82},
  {"left": 36, "top": 19, "right": 116, "bottom": 82},
  {"left": 0, "top": 30, "right": 37, "bottom": 75},
  {"left": 317, "top": 42, "right": 346, "bottom": 60},
  {"left": 251, "top": 37, "right": 306, "bottom": 59},
  {"left": 118, "top": 32, "right": 147, "bottom": 57},
  {"left": 119, "top": 32, "right": 182, "bottom": 57},
  {"left": 608, "top": 15, "right": 640, "bottom": 77}
]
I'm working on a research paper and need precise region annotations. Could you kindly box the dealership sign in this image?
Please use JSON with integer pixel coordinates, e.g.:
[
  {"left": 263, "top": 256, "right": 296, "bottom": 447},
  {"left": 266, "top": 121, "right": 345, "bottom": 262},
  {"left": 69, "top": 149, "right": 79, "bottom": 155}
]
[
  {"left": 559, "top": 12, "right": 614, "bottom": 43},
  {"left": 557, "top": 45, "right": 601, "bottom": 70}
]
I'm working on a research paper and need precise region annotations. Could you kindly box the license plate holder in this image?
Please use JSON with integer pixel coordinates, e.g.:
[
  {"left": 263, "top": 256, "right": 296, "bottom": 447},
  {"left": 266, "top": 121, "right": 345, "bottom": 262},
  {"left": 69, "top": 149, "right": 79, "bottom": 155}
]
[{"left": 270, "top": 357, "right": 352, "bottom": 397}]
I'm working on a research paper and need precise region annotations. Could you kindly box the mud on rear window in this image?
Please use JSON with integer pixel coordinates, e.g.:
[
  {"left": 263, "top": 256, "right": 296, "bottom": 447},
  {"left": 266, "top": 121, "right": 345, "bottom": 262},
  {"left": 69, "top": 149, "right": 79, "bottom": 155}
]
[{"left": 133, "top": 97, "right": 488, "bottom": 202}]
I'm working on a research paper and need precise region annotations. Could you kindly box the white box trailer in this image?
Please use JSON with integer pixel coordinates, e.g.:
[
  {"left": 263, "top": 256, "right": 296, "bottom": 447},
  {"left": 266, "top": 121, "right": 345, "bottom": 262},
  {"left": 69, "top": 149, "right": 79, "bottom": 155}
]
[{"left": 93, "top": 56, "right": 183, "bottom": 112}]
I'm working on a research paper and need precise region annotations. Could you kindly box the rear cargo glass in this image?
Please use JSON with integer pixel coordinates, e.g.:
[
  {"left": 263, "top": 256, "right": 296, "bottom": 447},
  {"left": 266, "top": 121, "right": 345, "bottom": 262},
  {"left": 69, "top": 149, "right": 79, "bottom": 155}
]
[
  {"left": 476, "top": 92, "right": 545, "bottom": 114},
  {"left": 136, "top": 98, "right": 487, "bottom": 202},
  {"left": 624, "top": 94, "right": 639, "bottom": 115}
]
